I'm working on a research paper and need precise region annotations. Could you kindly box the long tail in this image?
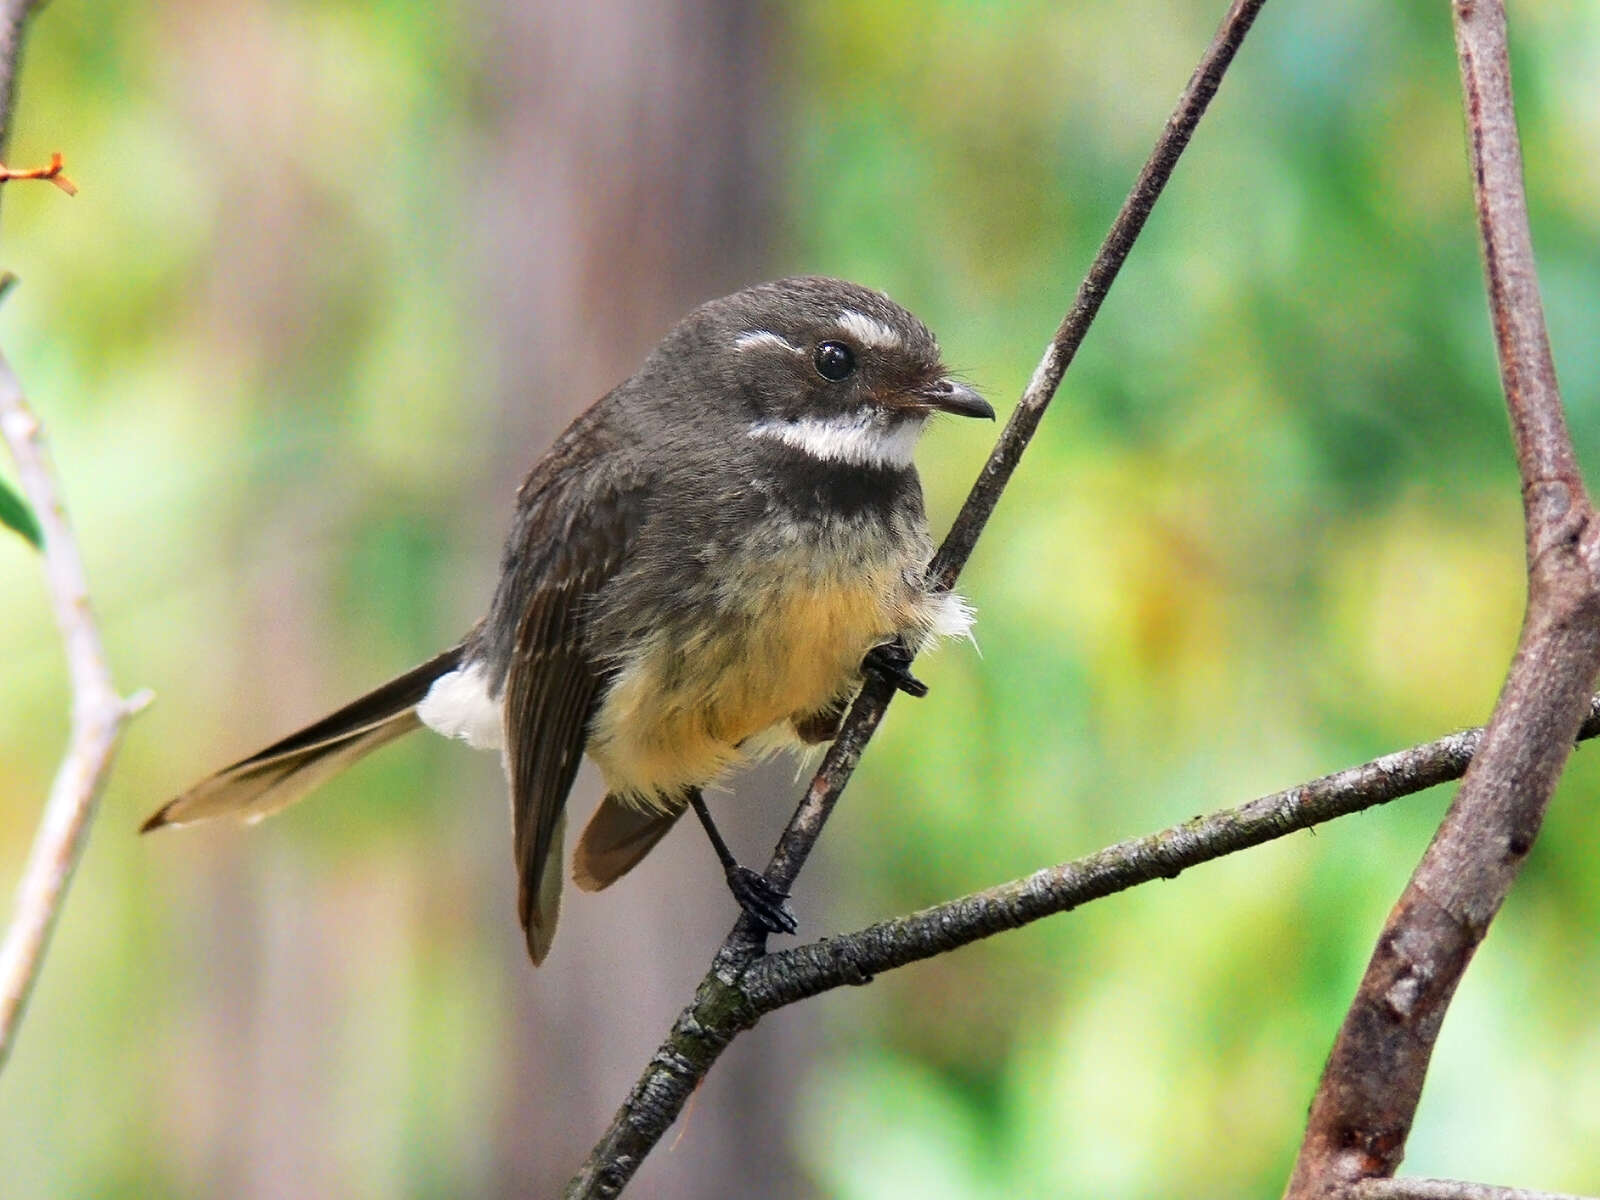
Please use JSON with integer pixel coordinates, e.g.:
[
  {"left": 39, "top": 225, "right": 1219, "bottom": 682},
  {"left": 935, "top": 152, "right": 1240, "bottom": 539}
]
[{"left": 141, "top": 646, "right": 465, "bottom": 833}]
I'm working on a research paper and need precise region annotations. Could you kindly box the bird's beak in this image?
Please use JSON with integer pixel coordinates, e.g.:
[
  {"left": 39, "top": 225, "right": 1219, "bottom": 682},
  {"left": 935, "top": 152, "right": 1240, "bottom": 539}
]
[{"left": 919, "top": 378, "right": 995, "bottom": 420}]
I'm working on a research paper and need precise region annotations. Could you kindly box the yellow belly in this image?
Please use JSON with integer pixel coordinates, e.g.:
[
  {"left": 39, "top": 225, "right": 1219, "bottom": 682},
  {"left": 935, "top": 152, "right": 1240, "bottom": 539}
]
[{"left": 587, "top": 563, "right": 916, "bottom": 810}]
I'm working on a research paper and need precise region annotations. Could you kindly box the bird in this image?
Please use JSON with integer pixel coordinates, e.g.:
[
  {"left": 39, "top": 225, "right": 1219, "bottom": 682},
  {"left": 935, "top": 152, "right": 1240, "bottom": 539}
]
[{"left": 141, "top": 276, "right": 993, "bottom": 964}]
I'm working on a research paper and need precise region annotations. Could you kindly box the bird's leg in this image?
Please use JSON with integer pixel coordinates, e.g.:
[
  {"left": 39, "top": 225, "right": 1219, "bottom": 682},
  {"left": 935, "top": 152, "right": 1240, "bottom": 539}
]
[
  {"left": 862, "top": 634, "right": 928, "bottom": 698},
  {"left": 686, "top": 788, "right": 798, "bottom": 936}
]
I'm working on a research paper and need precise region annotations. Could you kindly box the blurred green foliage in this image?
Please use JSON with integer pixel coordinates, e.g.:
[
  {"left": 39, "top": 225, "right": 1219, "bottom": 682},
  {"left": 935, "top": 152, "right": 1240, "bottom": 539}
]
[{"left": 2, "top": 0, "right": 1600, "bottom": 1197}]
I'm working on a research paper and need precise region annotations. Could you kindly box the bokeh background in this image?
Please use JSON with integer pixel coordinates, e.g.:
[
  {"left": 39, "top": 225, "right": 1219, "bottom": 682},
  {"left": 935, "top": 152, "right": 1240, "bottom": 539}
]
[{"left": 2, "top": 0, "right": 1599, "bottom": 1196}]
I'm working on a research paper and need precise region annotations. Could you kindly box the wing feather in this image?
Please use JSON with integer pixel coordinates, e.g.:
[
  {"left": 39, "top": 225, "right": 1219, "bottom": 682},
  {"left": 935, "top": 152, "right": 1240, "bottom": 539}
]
[{"left": 497, "top": 434, "right": 644, "bottom": 964}]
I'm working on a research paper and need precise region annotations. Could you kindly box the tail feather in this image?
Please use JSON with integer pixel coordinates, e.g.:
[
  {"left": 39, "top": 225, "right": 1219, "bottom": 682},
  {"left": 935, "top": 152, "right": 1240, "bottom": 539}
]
[
  {"left": 572, "top": 795, "right": 684, "bottom": 892},
  {"left": 141, "top": 646, "right": 464, "bottom": 833}
]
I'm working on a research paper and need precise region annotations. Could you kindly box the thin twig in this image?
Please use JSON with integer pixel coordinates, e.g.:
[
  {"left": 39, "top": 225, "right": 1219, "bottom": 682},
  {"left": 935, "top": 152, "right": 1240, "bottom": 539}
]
[
  {"left": 1282, "top": 1, "right": 1600, "bottom": 1195},
  {"left": 0, "top": 351, "right": 150, "bottom": 1072},
  {"left": 0, "top": 151, "right": 77, "bottom": 194},
  {"left": 1357, "top": 1180, "right": 1600, "bottom": 1200}
]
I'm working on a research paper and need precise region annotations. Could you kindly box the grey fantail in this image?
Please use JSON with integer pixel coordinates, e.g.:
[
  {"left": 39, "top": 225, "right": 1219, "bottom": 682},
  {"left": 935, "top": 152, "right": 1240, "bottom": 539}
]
[{"left": 142, "top": 276, "right": 993, "bottom": 964}]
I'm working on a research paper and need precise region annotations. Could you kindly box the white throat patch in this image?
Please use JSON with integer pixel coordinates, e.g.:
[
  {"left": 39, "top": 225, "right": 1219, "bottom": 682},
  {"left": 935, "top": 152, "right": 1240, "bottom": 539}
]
[{"left": 748, "top": 412, "right": 924, "bottom": 470}]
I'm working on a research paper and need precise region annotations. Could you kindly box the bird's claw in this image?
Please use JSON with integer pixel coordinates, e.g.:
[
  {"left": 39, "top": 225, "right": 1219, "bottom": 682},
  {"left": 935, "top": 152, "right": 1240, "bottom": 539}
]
[
  {"left": 862, "top": 638, "right": 928, "bottom": 698},
  {"left": 726, "top": 865, "right": 798, "bottom": 935}
]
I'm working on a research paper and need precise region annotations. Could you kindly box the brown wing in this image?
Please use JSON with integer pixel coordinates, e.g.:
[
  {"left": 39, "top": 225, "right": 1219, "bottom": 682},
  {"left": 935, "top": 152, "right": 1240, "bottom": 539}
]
[
  {"left": 503, "top": 550, "right": 618, "bottom": 963},
  {"left": 496, "top": 425, "right": 645, "bottom": 964}
]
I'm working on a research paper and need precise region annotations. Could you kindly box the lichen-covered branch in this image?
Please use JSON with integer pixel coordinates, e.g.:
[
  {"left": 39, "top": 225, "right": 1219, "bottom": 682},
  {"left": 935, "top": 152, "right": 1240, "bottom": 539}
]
[
  {"left": 1281, "top": 2, "right": 1599, "bottom": 1195},
  {"left": 745, "top": 702, "right": 1600, "bottom": 1005},
  {"left": 589, "top": 713, "right": 1600, "bottom": 1200},
  {"left": 567, "top": 695, "right": 1600, "bottom": 1196}
]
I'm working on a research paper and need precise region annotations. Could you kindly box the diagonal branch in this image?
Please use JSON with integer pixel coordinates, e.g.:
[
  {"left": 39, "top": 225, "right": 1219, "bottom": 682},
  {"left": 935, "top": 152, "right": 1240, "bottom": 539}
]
[
  {"left": 563, "top": 4, "right": 1290, "bottom": 1191},
  {"left": 763, "top": 0, "right": 1270, "bottom": 902},
  {"left": 1282, "top": 1, "right": 1600, "bottom": 1194}
]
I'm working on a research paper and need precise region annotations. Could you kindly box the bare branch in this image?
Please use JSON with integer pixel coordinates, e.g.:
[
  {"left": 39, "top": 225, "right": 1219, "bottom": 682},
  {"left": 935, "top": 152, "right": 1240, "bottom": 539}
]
[
  {"left": 746, "top": 701, "right": 1600, "bottom": 1005},
  {"left": 0, "top": 352, "right": 150, "bottom": 1072},
  {"left": 1282, "top": 1, "right": 1600, "bottom": 1194},
  {"left": 566, "top": 1, "right": 1272, "bottom": 1191},
  {"left": 1357, "top": 1181, "right": 1600, "bottom": 1200},
  {"left": 1451, "top": 1, "right": 1579, "bottom": 535}
]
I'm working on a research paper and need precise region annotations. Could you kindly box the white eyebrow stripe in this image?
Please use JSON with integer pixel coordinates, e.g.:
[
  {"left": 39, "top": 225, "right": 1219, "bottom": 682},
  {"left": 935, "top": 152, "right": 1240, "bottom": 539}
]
[
  {"left": 749, "top": 412, "right": 923, "bottom": 470},
  {"left": 734, "top": 330, "right": 803, "bottom": 354},
  {"left": 836, "top": 309, "right": 902, "bottom": 350}
]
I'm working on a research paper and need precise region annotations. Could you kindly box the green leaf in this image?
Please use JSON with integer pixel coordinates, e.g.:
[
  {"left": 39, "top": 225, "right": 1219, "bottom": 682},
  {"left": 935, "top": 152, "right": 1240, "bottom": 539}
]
[{"left": 0, "top": 475, "right": 43, "bottom": 549}]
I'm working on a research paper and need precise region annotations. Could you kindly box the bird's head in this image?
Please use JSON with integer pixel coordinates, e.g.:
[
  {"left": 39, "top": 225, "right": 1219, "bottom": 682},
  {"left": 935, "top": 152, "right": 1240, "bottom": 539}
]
[{"left": 687, "top": 276, "right": 993, "bottom": 470}]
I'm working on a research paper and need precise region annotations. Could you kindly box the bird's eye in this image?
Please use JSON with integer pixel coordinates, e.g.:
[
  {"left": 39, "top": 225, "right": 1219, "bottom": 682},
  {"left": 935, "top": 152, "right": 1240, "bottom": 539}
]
[{"left": 814, "top": 340, "right": 855, "bottom": 381}]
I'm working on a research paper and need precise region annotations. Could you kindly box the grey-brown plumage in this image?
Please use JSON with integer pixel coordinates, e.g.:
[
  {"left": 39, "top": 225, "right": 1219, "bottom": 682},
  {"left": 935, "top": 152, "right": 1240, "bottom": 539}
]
[{"left": 144, "top": 276, "right": 991, "bottom": 964}]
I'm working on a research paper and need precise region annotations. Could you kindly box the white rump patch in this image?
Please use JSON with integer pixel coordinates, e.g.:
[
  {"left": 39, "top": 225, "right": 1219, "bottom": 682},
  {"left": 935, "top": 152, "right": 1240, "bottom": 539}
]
[
  {"left": 734, "top": 330, "right": 802, "bottom": 354},
  {"left": 418, "top": 660, "right": 503, "bottom": 750},
  {"left": 749, "top": 412, "right": 923, "bottom": 470},
  {"left": 836, "top": 309, "right": 902, "bottom": 350}
]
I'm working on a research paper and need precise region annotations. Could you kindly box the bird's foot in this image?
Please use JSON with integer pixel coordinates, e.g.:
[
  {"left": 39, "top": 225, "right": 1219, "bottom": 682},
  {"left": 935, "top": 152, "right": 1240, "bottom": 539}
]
[
  {"left": 862, "top": 637, "right": 928, "bottom": 698},
  {"left": 726, "top": 865, "right": 798, "bottom": 936}
]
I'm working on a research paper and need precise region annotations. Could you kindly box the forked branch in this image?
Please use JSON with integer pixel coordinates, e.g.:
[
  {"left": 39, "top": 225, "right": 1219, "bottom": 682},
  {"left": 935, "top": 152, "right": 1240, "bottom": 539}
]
[
  {"left": 1282, "top": 0, "right": 1600, "bottom": 1195},
  {"left": 0, "top": 354, "right": 151, "bottom": 1071},
  {"left": 0, "top": 0, "right": 147, "bottom": 1074}
]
